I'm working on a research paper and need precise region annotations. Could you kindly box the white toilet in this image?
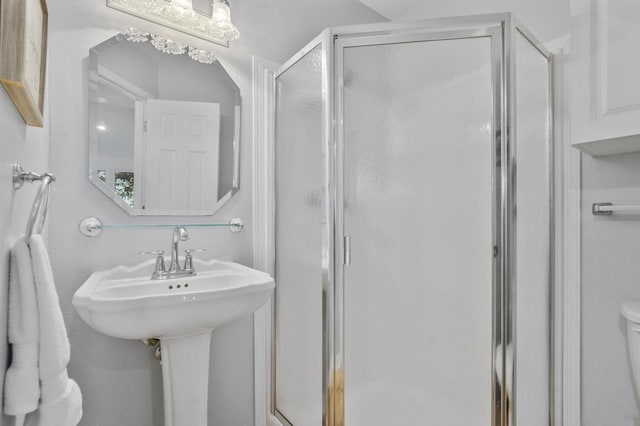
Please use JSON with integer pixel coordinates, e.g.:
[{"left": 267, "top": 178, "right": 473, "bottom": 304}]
[{"left": 621, "top": 301, "right": 640, "bottom": 396}]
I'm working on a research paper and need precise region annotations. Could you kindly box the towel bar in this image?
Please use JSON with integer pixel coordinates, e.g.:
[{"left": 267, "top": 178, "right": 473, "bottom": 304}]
[
  {"left": 592, "top": 202, "right": 640, "bottom": 216},
  {"left": 78, "top": 217, "right": 244, "bottom": 237},
  {"left": 12, "top": 164, "right": 56, "bottom": 241}
]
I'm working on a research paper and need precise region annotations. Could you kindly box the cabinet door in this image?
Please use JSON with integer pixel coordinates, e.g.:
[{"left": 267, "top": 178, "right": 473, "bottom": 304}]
[{"left": 571, "top": 0, "right": 640, "bottom": 146}]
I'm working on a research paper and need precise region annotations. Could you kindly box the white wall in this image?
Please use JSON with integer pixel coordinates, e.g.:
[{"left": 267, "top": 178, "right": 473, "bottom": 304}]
[
  {"left": 569, "top": 0, "right": 640, "bottom": 423},
  {"left": 0, "top": 90, "right": 49, "bottom": 424},
  {"left": 97, "top": 40, "right": 160, "bottom": 98},
  {"left": 581, "top": 153, "right": 640, "bottom": 426},
  {"left": 45, "top": 1, "right": 383, "bottom": 425}
]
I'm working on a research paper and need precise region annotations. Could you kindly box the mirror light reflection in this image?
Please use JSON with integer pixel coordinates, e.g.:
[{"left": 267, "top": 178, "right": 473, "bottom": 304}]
[{"left": 88, "top": 31, "right": 241, "bottom": 216}]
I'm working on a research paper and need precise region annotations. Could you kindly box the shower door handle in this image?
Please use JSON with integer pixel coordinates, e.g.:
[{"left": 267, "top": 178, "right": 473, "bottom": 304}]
[{"left": 344, "top": 236, "right": 351, "bottom": 266}]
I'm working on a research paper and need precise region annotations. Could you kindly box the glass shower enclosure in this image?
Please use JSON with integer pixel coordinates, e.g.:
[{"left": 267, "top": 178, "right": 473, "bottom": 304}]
[{"left": 274, "top": 13, "right": 553, "bottom": 426}]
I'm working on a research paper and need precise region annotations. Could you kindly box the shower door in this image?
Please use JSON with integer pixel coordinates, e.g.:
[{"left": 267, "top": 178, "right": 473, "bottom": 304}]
[
  {"left": 274, "top": 40, "right": 327, "bottom": 426},
  {"left": 273, "top": 16, "right": 553, "bottom": 426},
  {"left": 335, "top": 31, "right": 497, "bottom": 426}
]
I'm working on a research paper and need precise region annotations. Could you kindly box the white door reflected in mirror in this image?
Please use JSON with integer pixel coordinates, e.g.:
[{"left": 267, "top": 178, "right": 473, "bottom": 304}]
[{"left": 139, "top": 100, "right": 220, "bottom": 214}]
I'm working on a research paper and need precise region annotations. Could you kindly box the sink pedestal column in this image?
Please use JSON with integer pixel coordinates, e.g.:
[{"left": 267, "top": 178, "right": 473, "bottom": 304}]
[{"left": 160, "top": 330, "right": 213, "bottom": 426}]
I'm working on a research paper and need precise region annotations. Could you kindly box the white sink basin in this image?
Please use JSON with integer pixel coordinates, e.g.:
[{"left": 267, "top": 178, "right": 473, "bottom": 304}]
[
  {"left": 73, "top": 258, "right": 274, "bottom": 339},
  {"left": 72, "top": 258, "right": 274, "bottom": 426}
]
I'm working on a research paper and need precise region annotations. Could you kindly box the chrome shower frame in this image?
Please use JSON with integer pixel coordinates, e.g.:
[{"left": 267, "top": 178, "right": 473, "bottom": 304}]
[{"left": 273, "top": 13, "right": 554, "bottom": 426}]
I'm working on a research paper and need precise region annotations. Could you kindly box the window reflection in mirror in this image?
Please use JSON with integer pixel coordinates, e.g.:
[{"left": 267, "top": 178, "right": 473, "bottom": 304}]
[{"left": 88, "top": 33, "right": 241, "bottom": 216}]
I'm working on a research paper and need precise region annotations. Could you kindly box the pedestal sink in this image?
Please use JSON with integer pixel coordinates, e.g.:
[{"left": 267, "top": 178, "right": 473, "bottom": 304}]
[{"left": 72, "top": 258, "right": 274, "bottom": 426}]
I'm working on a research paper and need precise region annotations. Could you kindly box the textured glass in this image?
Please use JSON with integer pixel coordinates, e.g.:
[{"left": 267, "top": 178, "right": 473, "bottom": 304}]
[
  {"left": 274, "top": 44, "right": 324, "bottom": 426},
  {"left": 342, "top": 37, "right": 493, "bottom": 425},
  {"left": 514, "top": 30, "right": 552, "bottom": 426}
]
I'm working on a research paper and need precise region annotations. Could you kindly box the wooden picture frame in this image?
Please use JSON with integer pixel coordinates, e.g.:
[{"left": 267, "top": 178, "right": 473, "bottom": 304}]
[{"left": 0, "top": 0, "right": 48, "bottom": 127}]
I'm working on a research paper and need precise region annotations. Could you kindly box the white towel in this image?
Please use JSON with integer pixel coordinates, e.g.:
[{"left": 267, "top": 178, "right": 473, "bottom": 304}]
[
  {"left": 4, "top": 237, "right": 40, "bottom": 415},
  {"left": 4, "top": 235, "right": 82, "bottom": 426},
  {"left": 25, "top": 235, "right": 82, "bottom": 426}
]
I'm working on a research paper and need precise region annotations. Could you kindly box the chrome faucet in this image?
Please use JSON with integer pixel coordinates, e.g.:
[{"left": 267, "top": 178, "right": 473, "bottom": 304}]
[
  {"left": 141, "top": 226, "right": 206, "bottom": 279},
  {"left": 169, "top": 226, "right": 189, "bottom": 273}
]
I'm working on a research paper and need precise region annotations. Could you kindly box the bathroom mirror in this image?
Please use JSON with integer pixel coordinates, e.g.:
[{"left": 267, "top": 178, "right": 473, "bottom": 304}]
[{"left": 88, "top": 32, "right": 241, "bottom": 216}]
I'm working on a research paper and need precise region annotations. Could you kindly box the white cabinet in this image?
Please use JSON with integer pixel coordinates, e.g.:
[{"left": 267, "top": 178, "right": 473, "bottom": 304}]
[{"left": 571, "top": 0, "right": 640, "bottom": 156}]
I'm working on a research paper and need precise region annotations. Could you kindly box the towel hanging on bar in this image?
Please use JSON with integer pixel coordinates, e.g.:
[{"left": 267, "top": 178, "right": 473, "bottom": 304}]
[{"left": 25, "top": 175, "right": 54, "bottom": 242}]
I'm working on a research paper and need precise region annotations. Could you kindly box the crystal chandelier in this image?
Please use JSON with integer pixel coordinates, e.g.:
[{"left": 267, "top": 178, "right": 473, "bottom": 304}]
[{"left": 107, "top": 0, "right": 240, "bottom": 47}]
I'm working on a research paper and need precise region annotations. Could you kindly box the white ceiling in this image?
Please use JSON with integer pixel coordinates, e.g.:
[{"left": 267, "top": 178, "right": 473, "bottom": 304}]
[{"left": 358, "top": 0, "right": 570, "bottom": 43}]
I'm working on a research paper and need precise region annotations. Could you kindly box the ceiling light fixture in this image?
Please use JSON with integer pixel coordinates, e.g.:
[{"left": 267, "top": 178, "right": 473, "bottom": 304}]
[{"left": 106, "top": 0, "right": 239, "bottom": 47}]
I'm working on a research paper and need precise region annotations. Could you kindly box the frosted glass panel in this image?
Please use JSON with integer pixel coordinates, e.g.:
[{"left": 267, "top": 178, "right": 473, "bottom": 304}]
[
  {"left": 274, "top": 44, "right": 324, "bottom": 426},
  {"left": 342, "top": 37, "right": 493, "bottom": 425},
  {"left": 514, "top": 30, "right": 551, "bottom": 426}
]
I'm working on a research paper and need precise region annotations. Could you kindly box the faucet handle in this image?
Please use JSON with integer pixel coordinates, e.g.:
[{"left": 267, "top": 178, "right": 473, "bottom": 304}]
[
  {"left": 184, "top": 249, "right": 207, "bottom": 254},
  {"left": 183, "top": 249, "right": 207, "bottom": 272},
  {"left": 139, "top": 250, "right": 165, "bottom": 255},
  {"left": 139, "top": 250, "right": 166, "bottom": 278}
]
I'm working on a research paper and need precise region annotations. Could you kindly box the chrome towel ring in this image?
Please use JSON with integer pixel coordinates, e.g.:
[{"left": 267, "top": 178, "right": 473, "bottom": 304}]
[{"left": 12, "top": 164, "right": 56, "bottom": 241}]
